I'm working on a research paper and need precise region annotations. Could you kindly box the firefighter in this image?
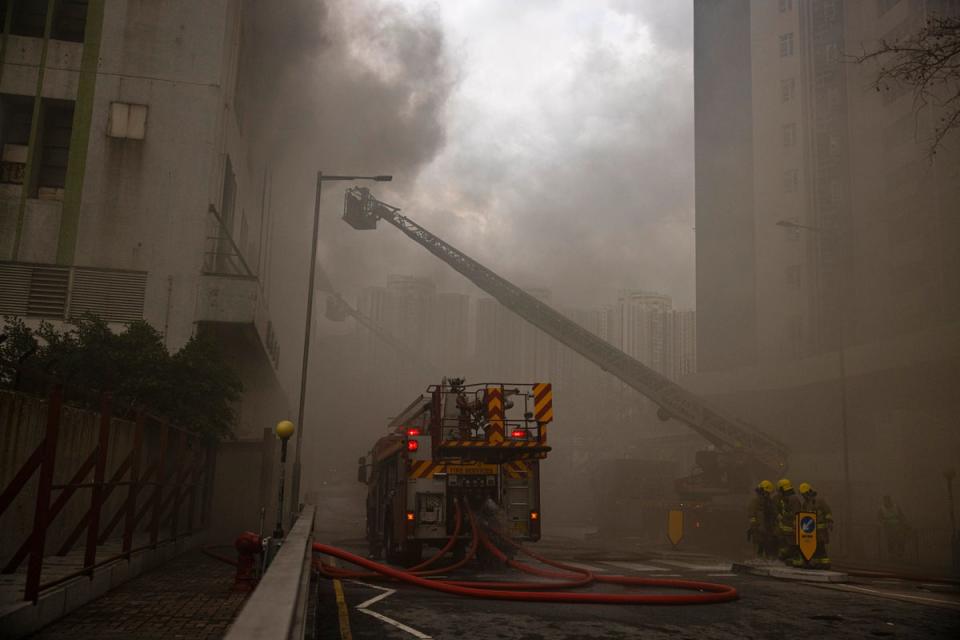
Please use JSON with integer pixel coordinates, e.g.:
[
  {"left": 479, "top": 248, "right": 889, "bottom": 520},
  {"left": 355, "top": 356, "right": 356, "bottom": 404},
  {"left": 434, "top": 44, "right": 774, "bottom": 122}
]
[
  {"left": 775, "top": 478, "right": 803, "bottom": 567},
  {"left": 748, "top": 480, "right": 778, "bottom": 560},
  {"left": 799, "top": 482, "right": 833, "bottom": 569},
  {"left": 878, "top": 495, "right": 908, "bottom": 559}
]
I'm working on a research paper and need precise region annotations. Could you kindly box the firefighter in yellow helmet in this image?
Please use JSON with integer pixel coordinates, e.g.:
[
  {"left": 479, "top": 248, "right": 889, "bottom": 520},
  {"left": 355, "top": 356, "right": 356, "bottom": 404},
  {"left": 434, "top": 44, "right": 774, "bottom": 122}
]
[
  {"left": 799, "top": 482, "right": 833, "bottom": 569},
  {"left": 776, "top": 478, "right": 803, "bottom": 567},
  {"left": 748, "top": 480, "right": 778, "bottom": 559}
]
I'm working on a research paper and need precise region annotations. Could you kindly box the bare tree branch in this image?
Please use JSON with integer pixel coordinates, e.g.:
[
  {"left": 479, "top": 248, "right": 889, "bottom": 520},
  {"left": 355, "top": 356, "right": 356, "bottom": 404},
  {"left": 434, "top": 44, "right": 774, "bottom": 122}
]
[{"left": 849, "top": 15, "right": 960, "bottom": 156}]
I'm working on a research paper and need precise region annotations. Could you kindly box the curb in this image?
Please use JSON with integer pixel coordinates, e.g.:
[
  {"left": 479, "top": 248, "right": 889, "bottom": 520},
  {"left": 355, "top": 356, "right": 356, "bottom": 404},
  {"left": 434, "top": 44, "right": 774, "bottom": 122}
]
[{"left": 732, "top": 561, "right": 848, "bottom": 583}]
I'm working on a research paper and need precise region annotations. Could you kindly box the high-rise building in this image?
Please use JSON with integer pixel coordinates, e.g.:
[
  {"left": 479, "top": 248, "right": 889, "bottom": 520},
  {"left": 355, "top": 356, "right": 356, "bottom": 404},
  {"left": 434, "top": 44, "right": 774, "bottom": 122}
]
[
  {"left": 0, "top": 2, "right": 305, "bottom": 542},
  {"left": 694, "top": 0, "right": 757, "bottom": 373},
  {"left": 618, "top": 291, "right": 673, "bottom": 375},
  {"left": 666, "top": 309, "right": 697, "bottom": 380},
  {"left": 431, "top": 292, "right": 471, "bottom": 370},
  {"left": 696, "top": 0, "right": 960, "bottom": 369},
  {"left": 385, "top": 274, "right": 436, "bottom": 357},
  {"left": 693, "top": 0, "right": 960, "bottom": 564}
]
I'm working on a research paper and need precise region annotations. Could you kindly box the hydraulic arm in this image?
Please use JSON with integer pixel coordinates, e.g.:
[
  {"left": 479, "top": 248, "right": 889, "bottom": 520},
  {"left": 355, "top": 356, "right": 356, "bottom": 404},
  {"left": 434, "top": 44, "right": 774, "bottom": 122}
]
[{"left": 343, "top": 188, "right": 789, "bottom": 494}]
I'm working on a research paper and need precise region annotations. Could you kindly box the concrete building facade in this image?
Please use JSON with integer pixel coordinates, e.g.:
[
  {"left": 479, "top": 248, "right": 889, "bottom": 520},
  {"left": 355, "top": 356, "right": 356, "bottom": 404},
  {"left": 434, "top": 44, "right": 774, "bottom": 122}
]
[
  {"left": 694, "top": 0, "right": 960, "bottom": 568},
  {"left": 0, "top": 1, "right": 298, "bottom": 542}
]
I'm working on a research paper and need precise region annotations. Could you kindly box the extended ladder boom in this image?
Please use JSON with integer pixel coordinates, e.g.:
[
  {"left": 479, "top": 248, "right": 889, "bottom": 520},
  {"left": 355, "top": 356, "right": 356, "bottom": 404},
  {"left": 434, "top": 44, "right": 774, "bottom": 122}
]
[{"left": 345, "top": 189, "right": 788, "bottom": 475}]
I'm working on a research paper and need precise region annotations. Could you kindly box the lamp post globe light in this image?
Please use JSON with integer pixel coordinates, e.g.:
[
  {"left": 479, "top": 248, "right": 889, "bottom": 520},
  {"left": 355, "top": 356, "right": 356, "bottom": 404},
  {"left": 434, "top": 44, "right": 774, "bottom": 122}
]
[
  {"left": 273, "top": 420, "right": 295, "bottom": 539},
  {"left": 288, "top": 172, "right": 393, "bottom": 521}
]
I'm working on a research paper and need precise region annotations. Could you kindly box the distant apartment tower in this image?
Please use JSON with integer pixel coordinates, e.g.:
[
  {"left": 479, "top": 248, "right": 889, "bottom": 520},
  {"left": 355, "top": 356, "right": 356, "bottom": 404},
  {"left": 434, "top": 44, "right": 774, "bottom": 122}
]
[
  {"left": 695, "top": 0, "right": 960, "bottom": 371},
  {"left": 432, "top": 292, "right": 471, "bottom": 369},
  {"left": 666, "top": 309, "right": 697, "bottom": 380},
  {"left": 473, "top": 289, "right": 558, "bottom": 381},
  {"left": 386, "top": 274, "right": 436, "bottom": 357},
  {"left": 618, "top": 291, "right": 673, "bottom": 375},
  {"left": 356, "top": 276, "right": 470, "bottom": 372}
]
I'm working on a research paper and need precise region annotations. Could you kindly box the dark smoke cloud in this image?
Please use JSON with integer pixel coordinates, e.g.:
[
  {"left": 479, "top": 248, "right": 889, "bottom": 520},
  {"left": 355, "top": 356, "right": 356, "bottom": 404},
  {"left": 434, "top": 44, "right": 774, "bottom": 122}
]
[
  {"left": 319, "top": 1, "right": 695, "bottom": 312},
  {"left": 246, "top": 0, "right": 457, "bottom": 394}
]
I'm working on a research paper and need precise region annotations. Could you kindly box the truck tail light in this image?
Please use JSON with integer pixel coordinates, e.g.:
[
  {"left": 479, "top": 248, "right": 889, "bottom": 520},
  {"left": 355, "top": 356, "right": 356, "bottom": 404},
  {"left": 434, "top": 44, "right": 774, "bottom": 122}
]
[
  {"left": 511, "top": 429, "right": 527, "bottom": 439},
  {"left": 405, "top": 510, "right": 416, "bottom": 535},
  {"left": 407, "top": 440, "right": 419, "bottom": 452},
  {"left": 530, "top": 510, "right": 541, "bottom": 539},
  {"left": 405, "top": 427, "right": 421, "bottom": 436}
]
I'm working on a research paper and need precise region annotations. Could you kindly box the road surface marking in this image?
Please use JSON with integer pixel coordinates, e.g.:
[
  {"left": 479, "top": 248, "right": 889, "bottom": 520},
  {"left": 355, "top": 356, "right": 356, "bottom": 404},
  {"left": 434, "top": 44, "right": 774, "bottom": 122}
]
[
  {"left": 352, "top": 581, "right": 433, "bottom": 639},
  {"left": 817, "top": 583, "right": 960, "bottom": 610},
  {"left": 657, "top": 574, "right": 683, "bottom": 577},
  {"left": 602, "top": 561, "right": 668, "bottom": 572},
  {"left": 707, "top": 573, "right": 738, "bottom": 577},
  {"left": 332, "top": 579, "right": 353, "bottom": 640},
  {"left": 657, "top": 559, "right": 732, "bottom": 572}
]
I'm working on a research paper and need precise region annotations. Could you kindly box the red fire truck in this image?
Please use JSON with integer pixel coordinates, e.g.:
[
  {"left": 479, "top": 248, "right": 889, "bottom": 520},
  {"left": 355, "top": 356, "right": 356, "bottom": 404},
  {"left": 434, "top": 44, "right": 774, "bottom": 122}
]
[{"left": 358, "top": 378, "right": 553, "bottom": 563}]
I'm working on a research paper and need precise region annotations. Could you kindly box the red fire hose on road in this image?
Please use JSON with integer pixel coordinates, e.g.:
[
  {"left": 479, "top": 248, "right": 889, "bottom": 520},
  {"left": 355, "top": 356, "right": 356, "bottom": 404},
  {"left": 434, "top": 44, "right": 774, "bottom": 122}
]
[{"left": 314, "top": 500, "right": 739, "bottom": 605}]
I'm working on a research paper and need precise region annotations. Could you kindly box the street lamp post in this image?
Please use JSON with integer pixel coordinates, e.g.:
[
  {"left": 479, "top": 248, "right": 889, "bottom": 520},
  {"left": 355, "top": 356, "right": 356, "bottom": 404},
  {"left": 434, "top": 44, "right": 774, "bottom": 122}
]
[
  {"left": 289, "top": 172, "right": 392, "bottom": 520},
  {"left": 273, "top": 420, "right": 295, "bottom": 539},
  {"left": 776, "top": 219, "right": 853, "bottom": 555}
]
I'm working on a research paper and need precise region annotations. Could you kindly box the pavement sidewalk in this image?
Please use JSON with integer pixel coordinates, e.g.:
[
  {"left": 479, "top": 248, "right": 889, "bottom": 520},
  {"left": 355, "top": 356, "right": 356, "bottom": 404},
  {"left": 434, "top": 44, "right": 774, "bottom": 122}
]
[{"left": 26, "top": 550, "right": 248, "bottom": 639}]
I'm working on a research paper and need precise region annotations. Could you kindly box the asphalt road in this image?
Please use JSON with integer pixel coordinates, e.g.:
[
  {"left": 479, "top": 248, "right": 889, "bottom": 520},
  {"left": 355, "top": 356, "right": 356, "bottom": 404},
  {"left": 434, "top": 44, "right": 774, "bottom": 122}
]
[{"left": 307, "top": 484, "right": 960, "bottom": 639}]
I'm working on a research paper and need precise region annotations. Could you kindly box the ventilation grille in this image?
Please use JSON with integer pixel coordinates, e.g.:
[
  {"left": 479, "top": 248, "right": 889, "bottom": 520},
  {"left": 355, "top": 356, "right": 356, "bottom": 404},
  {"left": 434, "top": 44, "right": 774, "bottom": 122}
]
[
  {"left": 71, "top": 269, "right": 147, "bottom": 322},
  {"left": 0, "top": 262, "right": 146, "bottom": 322},
  {"left": 28, "top": 267, "right": 69, "bottom": 317},
  {"left": 0, "top": 262, "right": 31, "bottom": 316}
]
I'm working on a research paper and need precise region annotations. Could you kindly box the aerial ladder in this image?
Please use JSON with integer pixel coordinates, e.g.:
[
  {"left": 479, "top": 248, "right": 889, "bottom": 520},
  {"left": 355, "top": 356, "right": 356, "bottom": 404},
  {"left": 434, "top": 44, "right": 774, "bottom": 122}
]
[{"left": 342, "top": 188, "right": 789, "bottom": 498}]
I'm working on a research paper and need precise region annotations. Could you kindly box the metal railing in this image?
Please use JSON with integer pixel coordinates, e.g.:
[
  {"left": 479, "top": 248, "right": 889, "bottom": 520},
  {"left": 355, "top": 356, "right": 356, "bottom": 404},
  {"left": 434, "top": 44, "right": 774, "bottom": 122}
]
[{"left": 0, "top": 381, "right": 214, "bottom": 602}]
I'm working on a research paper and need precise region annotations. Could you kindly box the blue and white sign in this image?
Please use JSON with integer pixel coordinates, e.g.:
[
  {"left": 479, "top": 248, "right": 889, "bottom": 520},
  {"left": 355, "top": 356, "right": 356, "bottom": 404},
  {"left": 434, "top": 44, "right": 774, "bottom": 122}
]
[{"left": 796, "top": 511, "right": 817, "bottom": 561}]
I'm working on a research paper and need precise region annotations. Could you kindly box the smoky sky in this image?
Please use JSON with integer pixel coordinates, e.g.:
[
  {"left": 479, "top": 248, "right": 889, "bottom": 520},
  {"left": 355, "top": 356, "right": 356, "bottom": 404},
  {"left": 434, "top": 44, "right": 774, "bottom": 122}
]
[
  {"left": 315, "top": 0, "right": 696, "bottom": 313},
  {"left": 255, "top": 0, "right": 694, "bottom": 394}
]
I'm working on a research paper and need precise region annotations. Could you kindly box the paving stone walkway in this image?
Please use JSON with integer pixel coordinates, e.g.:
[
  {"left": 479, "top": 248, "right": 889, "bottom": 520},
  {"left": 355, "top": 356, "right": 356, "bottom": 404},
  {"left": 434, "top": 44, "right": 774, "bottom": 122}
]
[{"left": 27, "top": 550, "right": 247, "bottom": 639}]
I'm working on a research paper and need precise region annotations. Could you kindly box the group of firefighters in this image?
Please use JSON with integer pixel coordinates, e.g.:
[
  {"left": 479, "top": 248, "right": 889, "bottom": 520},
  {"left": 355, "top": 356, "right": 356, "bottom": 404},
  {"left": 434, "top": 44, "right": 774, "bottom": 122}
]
[{"left": 748, "top": 478, "right": 834, "bottom": 569}]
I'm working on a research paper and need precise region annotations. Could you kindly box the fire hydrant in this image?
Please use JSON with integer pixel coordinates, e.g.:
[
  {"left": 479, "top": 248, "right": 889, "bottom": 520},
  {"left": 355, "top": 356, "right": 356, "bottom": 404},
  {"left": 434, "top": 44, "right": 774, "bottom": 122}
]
[{"left": 234, "top": 531, "right": 263, "bottom": 592}]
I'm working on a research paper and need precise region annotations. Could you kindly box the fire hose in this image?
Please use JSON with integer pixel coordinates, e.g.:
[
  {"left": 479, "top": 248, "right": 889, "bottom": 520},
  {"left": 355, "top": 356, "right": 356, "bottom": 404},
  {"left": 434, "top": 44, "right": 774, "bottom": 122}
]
[{"left": 314, "top": 499, "right": 739, "bottom": 605}]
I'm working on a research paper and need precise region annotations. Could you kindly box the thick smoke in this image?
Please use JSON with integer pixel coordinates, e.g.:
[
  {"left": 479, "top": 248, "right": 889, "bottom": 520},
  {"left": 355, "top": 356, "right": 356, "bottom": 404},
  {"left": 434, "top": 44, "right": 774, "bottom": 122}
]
[
  {"left": 244, "top": 0, "right": 457, "bottom": 395},
  {"left": 322, "top": 1, "right": 695, "bottom": 310}
]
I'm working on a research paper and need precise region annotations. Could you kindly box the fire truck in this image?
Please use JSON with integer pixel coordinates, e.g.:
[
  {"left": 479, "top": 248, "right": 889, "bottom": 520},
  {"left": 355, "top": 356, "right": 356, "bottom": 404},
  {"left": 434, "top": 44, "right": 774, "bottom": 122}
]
[
  {"left": 358, "top": 378, "right": 553, "bottom": 563},
  {"left": 343, "top": 187, "right": 790, "bottom": 500}
]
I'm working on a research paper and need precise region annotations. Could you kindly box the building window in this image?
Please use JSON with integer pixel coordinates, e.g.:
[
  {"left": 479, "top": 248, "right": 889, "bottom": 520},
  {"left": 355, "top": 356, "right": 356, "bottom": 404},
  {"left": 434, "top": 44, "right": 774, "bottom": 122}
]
[
  {"left": 4, "top": 1, "right": 88, "bottom": 42},
  {"left": 828, "top": 133, "right": 841, "bottom": 156},
  {"left": 823, "top": 0, "right": 838, "bottom": 21},
  {"left": 783, "top": 169, "right": 798, "bottom": 193},
  {"left": 779, "top": 0, "right": 793, "bottom": 12},
  {"left": 779, "top": 33, "right": 795, "bottom": 57},
  {"left": 830, "top": 179, "right": 843, "bottom": 204},
  {"left": 785, "top": 265, "right": 801, "bottom": 288},
  {"left": 782, "top": 123, "right": 797, "bottom": 147},
  {"left": 0, "top": 94, "right": 34, "bottom": 185},
  {"left": 10, "top": 1, "right": 48, "bottom": 38},
  {"left": 35, "top": 99, "right": 74, "bottom": 197},
  {"left": 824, "top": 43, "right": 839, "bottom": 62},
  {"left": 53, "top": 0, "right": 88, "bottom": 43},
  {"left": 781, "top": 77, "right": 796, "bottom": 102}
]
